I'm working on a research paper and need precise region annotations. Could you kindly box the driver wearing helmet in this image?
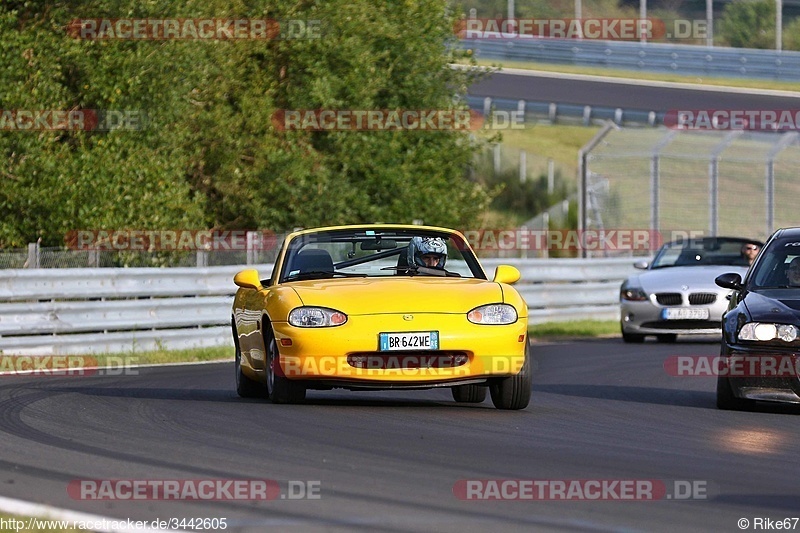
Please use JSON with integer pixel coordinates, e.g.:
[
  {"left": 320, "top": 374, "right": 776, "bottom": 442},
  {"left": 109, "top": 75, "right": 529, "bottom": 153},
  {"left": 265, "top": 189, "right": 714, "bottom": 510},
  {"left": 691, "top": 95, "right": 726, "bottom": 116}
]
[{"left": 408, "top": 236, "right": 447, "bottom": 269}]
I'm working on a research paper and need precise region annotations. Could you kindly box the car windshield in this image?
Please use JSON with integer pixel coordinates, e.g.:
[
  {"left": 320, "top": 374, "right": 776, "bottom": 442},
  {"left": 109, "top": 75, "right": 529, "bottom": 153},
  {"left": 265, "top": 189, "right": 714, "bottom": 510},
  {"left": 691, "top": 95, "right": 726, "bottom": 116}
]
[
  {"left": 278, "top": 228, "right": 484, "bottom": 283},
  {"left": 650, "top": 237, "right": 755, "bottom": 269},
  {"left": 749, "top": 239, "right": 800, "bottom": 289}
]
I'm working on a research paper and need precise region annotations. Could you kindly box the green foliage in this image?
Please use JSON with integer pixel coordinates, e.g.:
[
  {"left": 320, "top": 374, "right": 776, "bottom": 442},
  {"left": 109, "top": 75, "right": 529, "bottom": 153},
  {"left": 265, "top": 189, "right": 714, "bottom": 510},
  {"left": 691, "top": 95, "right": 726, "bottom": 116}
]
[
  {"left": 718, "top": 0, "right": 776, "bottom": 49},
  {"left": 474, "top": 148, "right": 570, "bottom": 223},
  {"left": 0, "top": 0, "right": 491, "bottom": 247}
]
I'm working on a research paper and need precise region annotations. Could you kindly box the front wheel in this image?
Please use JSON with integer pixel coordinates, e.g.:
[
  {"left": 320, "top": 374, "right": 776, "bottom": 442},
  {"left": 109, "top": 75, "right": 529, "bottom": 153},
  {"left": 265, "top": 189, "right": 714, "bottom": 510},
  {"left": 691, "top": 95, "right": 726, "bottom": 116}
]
[
  {"left": 265, "top": 326, "right": 306, "bottom": 404},
  {"left": 621, "top": 325, "right": 645, "bottom": 343},
  {"left": 716, "top": 375, "right": 753, "bottom": 411},
  {"left": 489, "top": 343, "right": 532, "bottom": 410},
  {"left": 452, "top": 384, "right": 487, "bottom": 403}
]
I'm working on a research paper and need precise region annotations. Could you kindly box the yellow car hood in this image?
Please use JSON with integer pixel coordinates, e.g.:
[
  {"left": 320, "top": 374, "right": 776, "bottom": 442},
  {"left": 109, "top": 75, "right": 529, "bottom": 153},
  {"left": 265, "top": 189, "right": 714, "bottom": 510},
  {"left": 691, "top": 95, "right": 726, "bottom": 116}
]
[{"left": 289, "top": 277, "right": 503, "bottom": 315}]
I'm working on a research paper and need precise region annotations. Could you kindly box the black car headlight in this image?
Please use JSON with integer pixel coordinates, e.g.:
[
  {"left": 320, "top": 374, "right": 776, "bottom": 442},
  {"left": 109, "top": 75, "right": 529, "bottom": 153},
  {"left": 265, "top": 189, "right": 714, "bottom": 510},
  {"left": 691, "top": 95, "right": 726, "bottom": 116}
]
[
  {"left": 288, "top": 307, "right": 347, "bottom": 327},
  {"left": 738, "top": 322, "right": 798, "bottom": 342},
  {"left": 467, "top": 304, "right": 517, "bottom": 325},
  {"left": 620, "top": 287, "right": 648, "bottom": 301}
]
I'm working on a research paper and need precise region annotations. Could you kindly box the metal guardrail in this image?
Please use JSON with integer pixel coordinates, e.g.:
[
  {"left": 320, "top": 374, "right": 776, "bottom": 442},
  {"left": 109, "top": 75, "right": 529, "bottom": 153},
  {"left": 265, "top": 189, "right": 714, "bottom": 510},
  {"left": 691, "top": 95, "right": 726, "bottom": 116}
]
[
  {"left": 0, "top": 259, "right": 639, "bottom": 354},
  {"left": 466, "top": 95, "right": 662, "bottom": 127},
  {"left": 460, "top": 38, "right": 800, "bottom": 81}
]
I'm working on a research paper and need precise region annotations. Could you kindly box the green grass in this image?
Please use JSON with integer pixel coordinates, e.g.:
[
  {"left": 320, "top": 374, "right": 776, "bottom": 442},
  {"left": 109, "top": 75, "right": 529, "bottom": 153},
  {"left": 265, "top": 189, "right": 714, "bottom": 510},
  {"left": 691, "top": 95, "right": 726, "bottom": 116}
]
[
  {"left": 529, "top": 320, "right": 619, "bottom": 338},
  {"left": 462, "top": 58, "right": 800, "bottom": 93},
  {"left": 81, "top": 345, "right": 232, "bottom": 366}
]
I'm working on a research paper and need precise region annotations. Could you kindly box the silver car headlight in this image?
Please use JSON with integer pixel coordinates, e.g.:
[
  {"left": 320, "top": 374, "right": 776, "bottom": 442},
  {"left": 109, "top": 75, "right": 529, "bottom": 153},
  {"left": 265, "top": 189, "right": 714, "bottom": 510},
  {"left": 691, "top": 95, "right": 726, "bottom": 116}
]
[
  {"left": 467, "top": 304, "right": 517, "bottom": 325},
  {"left": 738, "top": 322, "right": 798, "bottom": 342},
  {"left": 620, "top": 287, "right": 648, "bottom": 301},
  {"left": 288, "top": 307, "right": 347, "bottom": 327}
]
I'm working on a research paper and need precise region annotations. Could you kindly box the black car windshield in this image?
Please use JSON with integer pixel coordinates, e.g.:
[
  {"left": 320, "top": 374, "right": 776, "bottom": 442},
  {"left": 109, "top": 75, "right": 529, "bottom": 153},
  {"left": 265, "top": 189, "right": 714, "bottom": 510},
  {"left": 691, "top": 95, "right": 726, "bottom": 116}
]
[
  {"left": 650, "top": 237, "right": 756, "bottom": 269},
  {"left": 278, "top": 228, "right": 485, "bottom": 283},
  {"left": 749, "top": 239, "right": 800, "bottom": 289}
]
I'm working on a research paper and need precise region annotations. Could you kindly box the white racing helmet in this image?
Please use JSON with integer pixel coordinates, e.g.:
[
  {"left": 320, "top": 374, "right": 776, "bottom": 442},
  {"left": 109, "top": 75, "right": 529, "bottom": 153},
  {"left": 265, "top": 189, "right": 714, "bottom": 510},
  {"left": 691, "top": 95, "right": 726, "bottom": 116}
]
[{"left": 408, "top": 236, "right": 447, "bottom": 268}]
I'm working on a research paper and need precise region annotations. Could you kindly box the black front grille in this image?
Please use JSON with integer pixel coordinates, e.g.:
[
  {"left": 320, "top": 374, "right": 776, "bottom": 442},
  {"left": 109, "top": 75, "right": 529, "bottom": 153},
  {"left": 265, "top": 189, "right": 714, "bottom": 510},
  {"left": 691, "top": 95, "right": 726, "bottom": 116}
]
[
  {"left": 689, "top": 292, "right": 717, "bottom": 305},
  {"left": 347, "top": 352, "right": 469, "bottom": 369},
  {"left": 656, "top": 293, "right": 682, "bottom": 306}
]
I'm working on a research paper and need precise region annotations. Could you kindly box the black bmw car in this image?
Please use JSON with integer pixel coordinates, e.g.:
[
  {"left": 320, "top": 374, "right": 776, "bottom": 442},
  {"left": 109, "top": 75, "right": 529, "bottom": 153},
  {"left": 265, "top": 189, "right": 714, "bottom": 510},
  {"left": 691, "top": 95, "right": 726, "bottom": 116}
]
[{"left": 715, "top": 227, "right": 800, "bottom": 410}]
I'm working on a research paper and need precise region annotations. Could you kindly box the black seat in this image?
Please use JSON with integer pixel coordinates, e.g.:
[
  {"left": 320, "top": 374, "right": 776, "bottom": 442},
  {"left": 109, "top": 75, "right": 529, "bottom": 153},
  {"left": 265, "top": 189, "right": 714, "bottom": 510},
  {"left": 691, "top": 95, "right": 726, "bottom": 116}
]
[{"left": 290, "top": 249, "right": 334, "bottom": 275}]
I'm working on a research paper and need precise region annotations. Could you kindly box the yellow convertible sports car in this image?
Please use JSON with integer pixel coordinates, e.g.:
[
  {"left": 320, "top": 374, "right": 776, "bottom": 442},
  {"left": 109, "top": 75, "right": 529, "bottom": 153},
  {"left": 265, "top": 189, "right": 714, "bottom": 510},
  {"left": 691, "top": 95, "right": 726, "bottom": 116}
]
[{"left": 231, "top": 224, "right": 531, "bottom": 409}]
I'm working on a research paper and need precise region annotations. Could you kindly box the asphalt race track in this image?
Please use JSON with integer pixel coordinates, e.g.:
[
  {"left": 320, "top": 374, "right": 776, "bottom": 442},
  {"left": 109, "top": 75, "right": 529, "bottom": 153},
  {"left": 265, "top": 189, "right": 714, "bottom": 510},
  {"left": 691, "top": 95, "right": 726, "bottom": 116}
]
[
  {"left": 1, "top": 339, "right": 798, "bottom": 532},
  {"left": 468, "top": 70, "right": 800, "bottom": 112}
]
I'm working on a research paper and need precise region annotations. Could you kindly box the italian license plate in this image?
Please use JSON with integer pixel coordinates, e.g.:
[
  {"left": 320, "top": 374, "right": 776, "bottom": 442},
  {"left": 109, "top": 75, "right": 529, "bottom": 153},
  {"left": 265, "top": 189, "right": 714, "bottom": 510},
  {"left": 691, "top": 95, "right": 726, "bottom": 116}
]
[
  {"left": 379, "top": 331, "right": 439, "bottom": 351},
  {"left": 661, "top": 308, "right": 710, "bottom": 320}
]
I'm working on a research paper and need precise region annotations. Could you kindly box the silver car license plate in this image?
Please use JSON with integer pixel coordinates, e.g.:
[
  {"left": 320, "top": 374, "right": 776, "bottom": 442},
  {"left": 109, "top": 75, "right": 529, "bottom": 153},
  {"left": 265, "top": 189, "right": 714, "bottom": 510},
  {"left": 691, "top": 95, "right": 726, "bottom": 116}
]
[{"left": 661, "top": 308, "right": 709, "bottom": 320}]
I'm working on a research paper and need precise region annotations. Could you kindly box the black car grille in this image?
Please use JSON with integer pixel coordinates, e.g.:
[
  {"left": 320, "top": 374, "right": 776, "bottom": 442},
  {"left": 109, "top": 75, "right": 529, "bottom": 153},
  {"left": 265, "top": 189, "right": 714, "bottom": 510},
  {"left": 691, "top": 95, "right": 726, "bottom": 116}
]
[
  {"left": 655, "top": 293, "right": 682, "bottom": 306},
  {"left": 689, "top": 292, "right": 717, "bottom": 305}
]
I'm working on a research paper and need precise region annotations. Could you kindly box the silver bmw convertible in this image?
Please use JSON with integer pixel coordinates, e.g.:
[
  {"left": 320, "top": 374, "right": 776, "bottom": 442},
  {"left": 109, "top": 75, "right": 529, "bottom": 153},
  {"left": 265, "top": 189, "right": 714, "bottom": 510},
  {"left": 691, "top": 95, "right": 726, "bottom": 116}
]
[{"left": 620, "top": 237, "right": 762, "bottom": 343}]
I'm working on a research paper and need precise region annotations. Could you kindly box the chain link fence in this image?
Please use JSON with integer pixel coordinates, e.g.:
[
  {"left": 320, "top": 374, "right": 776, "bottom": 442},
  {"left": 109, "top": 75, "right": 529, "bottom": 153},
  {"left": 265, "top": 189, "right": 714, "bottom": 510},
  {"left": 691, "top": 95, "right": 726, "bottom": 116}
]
[
  {"left": 2, "top": 235, "right": 288, "bottom": 269},
  {"left": 581, "top": 127, "right": 800, "bottom": 256}
]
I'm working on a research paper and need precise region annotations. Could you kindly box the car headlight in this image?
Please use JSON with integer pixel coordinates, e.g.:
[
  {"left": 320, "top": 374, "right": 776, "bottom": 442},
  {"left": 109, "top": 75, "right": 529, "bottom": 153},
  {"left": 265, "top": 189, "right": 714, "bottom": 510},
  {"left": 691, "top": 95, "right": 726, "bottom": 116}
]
[
  {"left": 467, "top": 304, "right": 517, "bottom": 325},
  {"left": 288, "top": 307, "right": 347, "bottom": 327},
  {"left": 620, "top": 287, "right": 648, "bottom": 301},
  {"left": 738, "top": 322, "right": 798, "bottom": 342}
]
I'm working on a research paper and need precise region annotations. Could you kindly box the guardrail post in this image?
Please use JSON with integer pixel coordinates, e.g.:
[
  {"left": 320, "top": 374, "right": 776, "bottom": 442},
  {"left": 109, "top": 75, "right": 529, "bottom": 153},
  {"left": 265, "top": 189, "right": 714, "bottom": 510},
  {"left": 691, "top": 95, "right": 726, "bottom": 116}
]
[
  {"left": 26, "top": 242, "right": 39, "bottom": 269},
  {"left": 196, "top": 249, "right": 208, "bottom": 268},
  {"left": 246, "top": 231, "right": 258, "bottom": 265},
  {"left": 583, "top": 105, "right": 592, "bottom": 126},
  {"left": 548, "top": 103, "right": 557, "bottom": 123}
]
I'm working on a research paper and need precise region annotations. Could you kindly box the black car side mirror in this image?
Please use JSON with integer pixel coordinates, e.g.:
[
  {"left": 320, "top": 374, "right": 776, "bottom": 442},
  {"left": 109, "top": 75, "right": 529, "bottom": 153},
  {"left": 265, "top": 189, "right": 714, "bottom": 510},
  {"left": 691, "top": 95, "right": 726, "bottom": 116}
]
[{"left": 715, "top": 272, "right": 743, "bottom": 291}]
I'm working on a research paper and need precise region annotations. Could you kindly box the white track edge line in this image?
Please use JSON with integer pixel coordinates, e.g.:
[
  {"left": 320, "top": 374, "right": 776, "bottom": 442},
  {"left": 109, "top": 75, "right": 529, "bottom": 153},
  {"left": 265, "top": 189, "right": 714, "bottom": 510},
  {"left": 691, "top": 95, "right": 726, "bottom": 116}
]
[{"left": 0, "top": 494, "right": 179, "bottom": 533}]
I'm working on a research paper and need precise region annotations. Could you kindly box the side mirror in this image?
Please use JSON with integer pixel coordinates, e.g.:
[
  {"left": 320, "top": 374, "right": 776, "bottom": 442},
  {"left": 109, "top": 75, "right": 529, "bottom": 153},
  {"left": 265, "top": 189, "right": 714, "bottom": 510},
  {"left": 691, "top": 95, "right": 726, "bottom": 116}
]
[
  {"left": 493, "top": 265, "right": 520, "bottom": 285},
  {"left": 715, "top": 272, "right": 743, "bottom": 291},
  {"left": 234, "top": 269, "right": 262, "bottom": 290},
  {"left": 633, "top": 260, "right": 649, "bottom": 270}
]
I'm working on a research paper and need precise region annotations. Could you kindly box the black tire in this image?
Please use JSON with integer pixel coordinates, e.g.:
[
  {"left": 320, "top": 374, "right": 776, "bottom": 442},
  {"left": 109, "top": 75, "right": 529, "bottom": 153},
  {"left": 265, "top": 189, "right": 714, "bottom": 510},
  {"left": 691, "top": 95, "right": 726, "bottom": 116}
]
[
  {"left": 621, "top": 326, "right": 645, "bottom": 343},
  {"left": 716, "top": 375, "right": 753, "bottom": 411},
  {"left": 656, "top": 334, "right": 677, "bottom": 343},
  {"left": 452, "top": 384, "right": 487, "bottom": 403},
  {"left": 233, "top": 318, "right": 265, "bottom": 398},
  {"left": 489, "top": 343, "right": 532, "bottom": 410},
  {"left": 265, "top": 325, "right": 306, "bottom": 404}
]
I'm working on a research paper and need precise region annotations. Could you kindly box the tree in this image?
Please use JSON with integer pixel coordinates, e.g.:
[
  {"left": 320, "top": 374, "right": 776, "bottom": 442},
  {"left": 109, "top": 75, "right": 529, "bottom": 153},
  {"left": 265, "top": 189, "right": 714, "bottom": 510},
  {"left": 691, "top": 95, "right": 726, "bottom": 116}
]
[
  {"left": 717, "top": 0, "right": 776, "bottom": 49},
  {"left": 0, "top": 1, "right": 490, "bottom": 247}
]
